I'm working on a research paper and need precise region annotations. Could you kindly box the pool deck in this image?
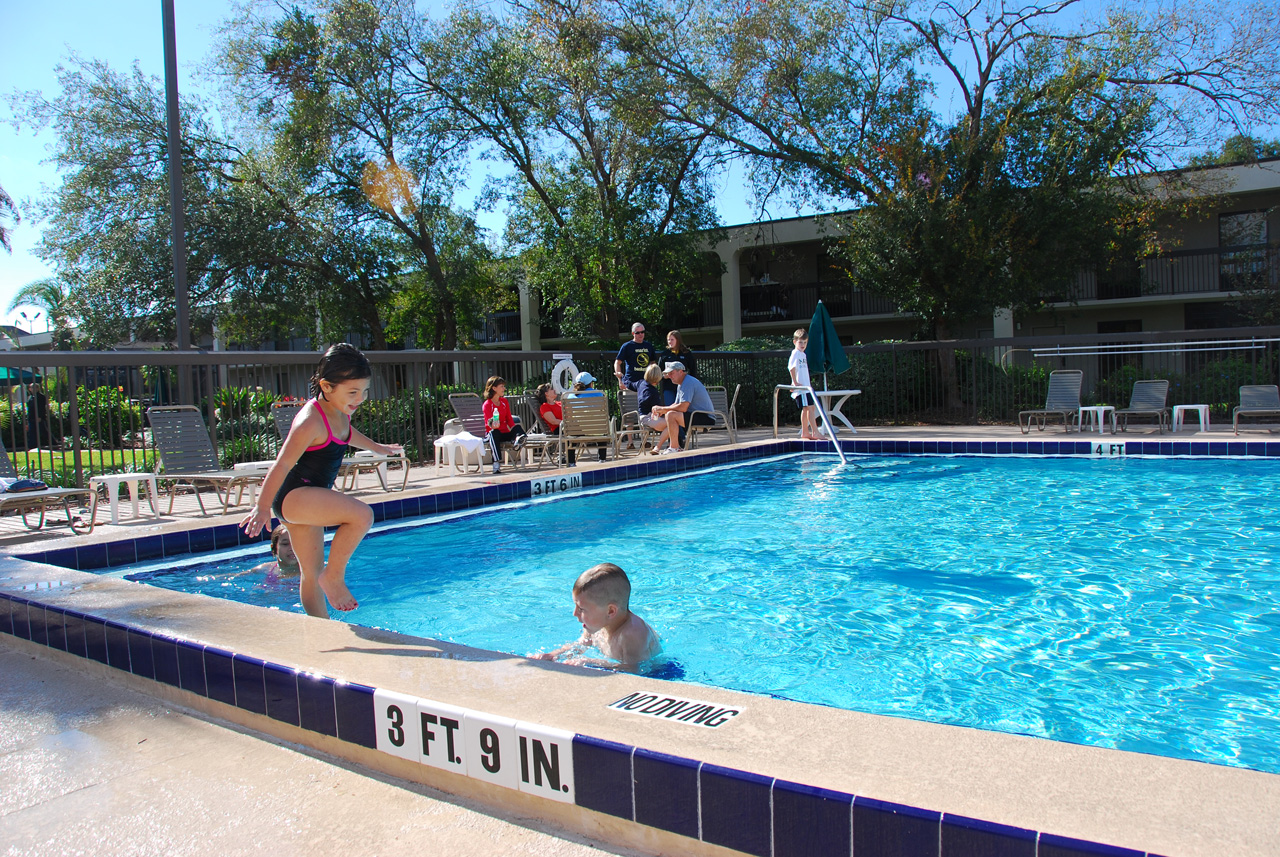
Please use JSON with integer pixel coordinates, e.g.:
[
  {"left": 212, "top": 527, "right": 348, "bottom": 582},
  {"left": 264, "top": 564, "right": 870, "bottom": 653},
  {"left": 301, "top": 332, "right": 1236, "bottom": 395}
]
[{"left": 3, "top": 422, "right": 1279, "bottom": 856}]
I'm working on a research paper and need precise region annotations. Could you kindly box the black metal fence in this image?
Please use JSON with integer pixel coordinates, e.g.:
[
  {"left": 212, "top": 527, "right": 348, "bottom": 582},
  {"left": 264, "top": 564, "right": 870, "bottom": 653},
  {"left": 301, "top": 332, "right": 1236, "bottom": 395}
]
[{"left": 4, "top": 327, "right": 1279, "bottom": 487}]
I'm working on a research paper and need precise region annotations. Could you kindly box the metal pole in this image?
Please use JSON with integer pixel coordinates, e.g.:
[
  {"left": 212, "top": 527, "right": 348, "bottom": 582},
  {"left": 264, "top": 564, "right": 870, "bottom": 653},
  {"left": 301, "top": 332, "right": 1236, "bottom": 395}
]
[{"left": 163, "top": 0, "right": 193, "bottom": 404}]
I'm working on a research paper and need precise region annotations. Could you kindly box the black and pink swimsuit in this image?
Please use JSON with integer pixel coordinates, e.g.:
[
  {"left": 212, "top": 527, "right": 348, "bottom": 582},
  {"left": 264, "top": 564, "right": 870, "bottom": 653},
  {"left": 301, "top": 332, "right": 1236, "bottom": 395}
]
[{"left": 271, "top": 399, "right": 349, "bottom": 522}]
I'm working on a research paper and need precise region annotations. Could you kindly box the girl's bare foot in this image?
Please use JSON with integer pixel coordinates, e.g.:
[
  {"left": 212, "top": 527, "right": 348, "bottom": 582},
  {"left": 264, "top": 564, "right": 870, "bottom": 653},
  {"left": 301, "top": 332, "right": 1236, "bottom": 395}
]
[{"left": 318, "top": 566, "right": 358, "bottom": 611}]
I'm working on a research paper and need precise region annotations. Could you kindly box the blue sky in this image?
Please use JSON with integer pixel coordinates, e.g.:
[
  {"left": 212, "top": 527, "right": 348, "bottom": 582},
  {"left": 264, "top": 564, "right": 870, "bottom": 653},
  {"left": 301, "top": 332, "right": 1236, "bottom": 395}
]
[{"left": 0, "top": 0, "right": 784, "bottom": 333}]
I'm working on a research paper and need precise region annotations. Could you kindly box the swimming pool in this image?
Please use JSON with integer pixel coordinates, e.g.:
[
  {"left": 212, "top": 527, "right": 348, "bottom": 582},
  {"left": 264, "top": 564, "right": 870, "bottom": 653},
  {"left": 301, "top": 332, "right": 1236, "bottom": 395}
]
[{"left": 118, "top": 453, "right": 1280, "bottom": 775}]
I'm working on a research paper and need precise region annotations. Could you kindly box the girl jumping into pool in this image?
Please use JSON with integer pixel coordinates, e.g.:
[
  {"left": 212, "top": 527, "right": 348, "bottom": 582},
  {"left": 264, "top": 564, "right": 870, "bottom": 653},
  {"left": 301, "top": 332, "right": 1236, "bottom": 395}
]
[{"left": 240, "top": 344, "right": 402, "bottom": 617}]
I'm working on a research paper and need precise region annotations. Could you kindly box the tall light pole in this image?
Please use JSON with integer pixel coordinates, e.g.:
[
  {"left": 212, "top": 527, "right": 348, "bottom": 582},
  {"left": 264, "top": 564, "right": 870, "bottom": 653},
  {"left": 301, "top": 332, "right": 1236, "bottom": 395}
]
[{"left": 163, "top": 0, "right": 193, "bottom": 404}]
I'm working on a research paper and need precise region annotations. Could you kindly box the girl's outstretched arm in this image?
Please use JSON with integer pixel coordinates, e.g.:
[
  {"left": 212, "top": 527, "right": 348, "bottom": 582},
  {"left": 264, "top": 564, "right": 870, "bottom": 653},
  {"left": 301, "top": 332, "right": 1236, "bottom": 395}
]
[{"left": 347, "top": 424, "right": 403, "bottom": 456}]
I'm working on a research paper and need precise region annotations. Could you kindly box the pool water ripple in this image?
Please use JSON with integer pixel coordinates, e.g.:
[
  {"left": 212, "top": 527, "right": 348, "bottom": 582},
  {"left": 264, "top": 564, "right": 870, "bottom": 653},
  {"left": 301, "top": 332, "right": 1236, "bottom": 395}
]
[{"left": 125, "top": 454, "right": 1280, "bottom": 773}]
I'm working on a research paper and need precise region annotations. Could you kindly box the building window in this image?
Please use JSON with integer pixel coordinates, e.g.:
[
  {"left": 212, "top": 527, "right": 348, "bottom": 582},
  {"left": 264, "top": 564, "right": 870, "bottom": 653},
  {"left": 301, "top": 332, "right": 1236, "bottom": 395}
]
[{"left": 1219, "top": 211, "right": 1268, "bottom": 292}]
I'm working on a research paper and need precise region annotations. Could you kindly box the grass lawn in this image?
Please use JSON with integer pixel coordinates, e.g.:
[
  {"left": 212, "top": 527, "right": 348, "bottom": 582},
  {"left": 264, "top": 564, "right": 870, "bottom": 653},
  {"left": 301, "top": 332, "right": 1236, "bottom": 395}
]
[{"left": 7, "top": 449, "right": 155, "bottom": 486}]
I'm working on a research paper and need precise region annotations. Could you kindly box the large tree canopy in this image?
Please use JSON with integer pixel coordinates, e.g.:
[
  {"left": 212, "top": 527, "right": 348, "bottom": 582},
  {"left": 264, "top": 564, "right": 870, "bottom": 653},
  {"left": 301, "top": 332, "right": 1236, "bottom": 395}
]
[
  {"left": 416, "top": 0, "right": 725, "bottom": 340},
  {"left": 623, "top": 0, "right": 1280, "bottom": 336}
]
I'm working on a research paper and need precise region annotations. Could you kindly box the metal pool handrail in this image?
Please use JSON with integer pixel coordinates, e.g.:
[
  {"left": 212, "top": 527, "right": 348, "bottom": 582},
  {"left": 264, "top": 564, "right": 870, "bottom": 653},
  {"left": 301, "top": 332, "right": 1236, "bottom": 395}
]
[{"left": 774, "top": 384, "right": 850, "bottom": 465}]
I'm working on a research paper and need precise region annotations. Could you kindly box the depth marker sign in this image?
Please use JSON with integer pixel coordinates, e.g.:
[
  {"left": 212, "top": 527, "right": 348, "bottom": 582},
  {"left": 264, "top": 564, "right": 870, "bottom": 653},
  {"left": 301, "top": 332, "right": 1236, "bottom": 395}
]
[{"left": 607, "top": 691, "right": 742, "bottom": 728}]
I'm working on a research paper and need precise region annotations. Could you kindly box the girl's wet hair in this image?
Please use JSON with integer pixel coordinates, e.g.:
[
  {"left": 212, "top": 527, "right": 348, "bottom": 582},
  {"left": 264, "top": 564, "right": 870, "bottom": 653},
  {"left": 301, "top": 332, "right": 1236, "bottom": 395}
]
[
  {"left": 483, "top": 376, "right": 506, "bottom": 400},
  {"left": 310, "top": 343, "right": 372, "bottom": 399},
  {"left": 270, "top": 525, "right": 290, "bottom": 556}
]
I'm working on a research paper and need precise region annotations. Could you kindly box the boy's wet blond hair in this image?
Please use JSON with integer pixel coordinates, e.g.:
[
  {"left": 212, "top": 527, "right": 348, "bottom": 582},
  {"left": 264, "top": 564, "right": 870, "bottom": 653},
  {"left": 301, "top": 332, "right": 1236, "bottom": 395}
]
[{"left": 573, "top": 563, "right": 631, "bottom": 608}]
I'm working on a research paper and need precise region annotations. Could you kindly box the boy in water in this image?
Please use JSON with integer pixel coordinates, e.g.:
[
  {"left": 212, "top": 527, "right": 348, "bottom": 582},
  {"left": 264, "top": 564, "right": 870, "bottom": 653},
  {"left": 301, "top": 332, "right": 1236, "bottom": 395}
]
[{"left": 534, "top": 563, "right": 661, "bottom": 669}]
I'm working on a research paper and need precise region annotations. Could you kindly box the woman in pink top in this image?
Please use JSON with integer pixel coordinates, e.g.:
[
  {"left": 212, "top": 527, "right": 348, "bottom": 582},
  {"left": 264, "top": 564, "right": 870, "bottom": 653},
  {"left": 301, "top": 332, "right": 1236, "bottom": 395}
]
[{"left": 482, "top": 375, "right": 527, "bottom": 475}]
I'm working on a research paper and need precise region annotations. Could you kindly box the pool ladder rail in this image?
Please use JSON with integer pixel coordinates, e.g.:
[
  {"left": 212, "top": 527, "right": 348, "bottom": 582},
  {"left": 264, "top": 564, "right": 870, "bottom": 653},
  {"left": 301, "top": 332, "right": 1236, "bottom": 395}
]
[{"left": 773, "top": 384, "right": 860, "bottom": 465}]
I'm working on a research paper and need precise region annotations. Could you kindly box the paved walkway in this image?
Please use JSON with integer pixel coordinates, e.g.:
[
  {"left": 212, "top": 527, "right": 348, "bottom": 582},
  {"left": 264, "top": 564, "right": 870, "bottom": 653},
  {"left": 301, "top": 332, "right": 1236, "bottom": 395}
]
[{"left": 0, "top": 641, "right": 638, "bottom": 857}]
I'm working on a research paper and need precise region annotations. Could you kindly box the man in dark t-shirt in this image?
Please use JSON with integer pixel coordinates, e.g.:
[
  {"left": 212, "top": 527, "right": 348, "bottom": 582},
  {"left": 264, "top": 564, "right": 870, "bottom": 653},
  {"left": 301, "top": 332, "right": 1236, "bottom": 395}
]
[{"left": 613, "top": 322, "right": 658, "bottom": 391}]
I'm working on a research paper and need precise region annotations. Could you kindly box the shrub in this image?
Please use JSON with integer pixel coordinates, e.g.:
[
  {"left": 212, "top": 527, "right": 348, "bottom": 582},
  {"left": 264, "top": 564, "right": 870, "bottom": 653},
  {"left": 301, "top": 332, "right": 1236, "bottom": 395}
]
[{"left": 76, "top": 386, "right": 142, "bottom": 449}]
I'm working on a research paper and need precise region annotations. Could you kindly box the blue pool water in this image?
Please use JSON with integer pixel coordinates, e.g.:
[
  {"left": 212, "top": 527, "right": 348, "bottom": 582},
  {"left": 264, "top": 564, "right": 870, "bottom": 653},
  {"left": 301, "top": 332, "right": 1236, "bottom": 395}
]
[{"left": 122, "top": 454, "right": 1280, "bottom": 773}]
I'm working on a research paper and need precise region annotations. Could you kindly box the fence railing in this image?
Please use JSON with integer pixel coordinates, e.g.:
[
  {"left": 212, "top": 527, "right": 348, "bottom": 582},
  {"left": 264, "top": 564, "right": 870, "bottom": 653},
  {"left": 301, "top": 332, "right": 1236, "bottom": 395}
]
[{"left": 4, "top": 328, "right": 1279, "bottom": 486}]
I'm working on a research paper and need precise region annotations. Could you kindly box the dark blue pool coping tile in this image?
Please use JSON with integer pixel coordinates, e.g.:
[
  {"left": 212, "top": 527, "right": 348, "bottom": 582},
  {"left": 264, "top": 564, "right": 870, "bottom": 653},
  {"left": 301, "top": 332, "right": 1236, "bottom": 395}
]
[
  {"left": 264, "top": 662, "right": 301, "bottom": 726},
  {"left": 233, "top": 654, "right": 267, "bottom": 715},
  {"left": 572, "top": 735, "right": 634, "bottom": 820},
  {"left": 203, "top": 646, "right": 237, "bottom": 706},
  {"left": 151, "top": 634, "right": 181, "bottom": 687},
  {"left": 106, "top": 538, "right": 136, "bottom": 567},
  {"left": 8, "top": 597, "right": 32, "bottom": 639},
  {"left": 104, "top": 621, "right": 131, "bottom": 671},
  {"left": 188, "top": 527, "right": 216, "bottom": 555},
  {"left": 633, "top": 748, "right": 699, "bottom": 839},
  {"left": 297, "top": 672, "right": 338, "bottom": 737},
  {"left": 43, "top": 605, "right": 67, "bottom": 650},
  {"left": 134, "top": 534, "right": 165, "bottom": 562},
  {"left": 772, "top": 779, "right": 852, "bottom": 857},
  {"left": 163, "top": 530, "right": 191, "bottom": 558},
  {"left": 941, "top": 813, "right": 1035, "bottom": 856},
  {"left": 127, "top": 629, "right": 155, "bottom": 679},
  {"left": 25, "top": 603, "right": 47, "bottom": 646},
  {"left": 333, "top": 681, "right": 377, "bottom": 749},
  {"left": 176, "top": 640, "right": 207, "bottom": 696},
  {"left": 699, "top": 763, "right": 773, "bottom": 856},
  {"left": 44, "top": 547, "right": 79, "bottom": 569},
  {"left": 1038, "top": 832, "right": 1145, "bottom": 857},
  {"left": 61, "top": 610, "right": 87, "bottom": 658},
  {"left": 854, "top": 796, "right": 941, "bottom": 857},
  {"left": 76, "top": 542, "right": 108, "bottom": 571},
  {"left": 0, "top": 595, "right": 14, "bottom": 637},
  {"left": 84, "top": 615, "right": 108, "bottom": 664}
]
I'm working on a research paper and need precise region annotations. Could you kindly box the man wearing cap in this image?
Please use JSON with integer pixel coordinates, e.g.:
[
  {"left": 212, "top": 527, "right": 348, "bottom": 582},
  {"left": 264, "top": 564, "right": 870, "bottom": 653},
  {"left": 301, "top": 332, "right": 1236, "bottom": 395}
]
[
  {"left": 614, "top": 323, "right": 657, "bottom": 391},
  {"left": 650, "top": 362, "right": 716, "bottom": 453}
]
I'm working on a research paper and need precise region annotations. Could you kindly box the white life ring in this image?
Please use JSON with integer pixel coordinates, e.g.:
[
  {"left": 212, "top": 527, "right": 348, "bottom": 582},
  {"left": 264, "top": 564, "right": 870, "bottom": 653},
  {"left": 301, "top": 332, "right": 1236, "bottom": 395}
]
[{"left": 551, "top": 359, "right": 579, "bottom": 395}]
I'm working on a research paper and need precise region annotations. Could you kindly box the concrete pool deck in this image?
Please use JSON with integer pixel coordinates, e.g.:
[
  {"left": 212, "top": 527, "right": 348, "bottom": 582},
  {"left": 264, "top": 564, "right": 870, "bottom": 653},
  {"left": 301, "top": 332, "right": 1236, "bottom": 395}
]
[{"left": 3, "top": 423, "right": 1280, "bottom": 856}]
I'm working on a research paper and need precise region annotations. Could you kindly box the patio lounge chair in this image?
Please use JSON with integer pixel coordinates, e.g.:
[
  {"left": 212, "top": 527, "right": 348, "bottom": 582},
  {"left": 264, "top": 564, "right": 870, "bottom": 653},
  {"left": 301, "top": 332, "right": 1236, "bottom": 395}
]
[
  {"left": 508, "top": 393, "right": 556, "bottom": 467},
  {"left": 1233, "top": 385, "right": 1280, "bottom": 435},
  {"left": 147, "top": 406, "right": 267, "bottom": 516},
  {"left": 558, "top": 395, "right": 618, "bottom": 463},
  {"left": 446, "top": 392, "right": 531, "bottom": 469},
  {"left": 1114, "top": 379, "right": 1170, "bottom": 433},
  {"left": 1019, "top": 370, "right": 1082, "bottom": 434},
  {"left": 272, "top": 401, "right": 303, "bottom": 438},
  {"left": 0, "top": 436, "right": 96, "bottom": 534},
  {"left": 682, "top": 384, "right": 739, "bottom": 450}
]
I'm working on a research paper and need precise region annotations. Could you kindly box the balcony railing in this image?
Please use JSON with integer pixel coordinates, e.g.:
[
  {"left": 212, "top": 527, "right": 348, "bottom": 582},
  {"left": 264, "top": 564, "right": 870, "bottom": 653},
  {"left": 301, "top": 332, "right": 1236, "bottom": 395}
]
[
  {"left": 1072, "top": 244, "right": 1280, "bottom": 301},
  {"left": 474, "top": 311, "right": 522, "bottom": 345},
  {"left": 740, "top": 280, "right": 899, "bottom": 324}
]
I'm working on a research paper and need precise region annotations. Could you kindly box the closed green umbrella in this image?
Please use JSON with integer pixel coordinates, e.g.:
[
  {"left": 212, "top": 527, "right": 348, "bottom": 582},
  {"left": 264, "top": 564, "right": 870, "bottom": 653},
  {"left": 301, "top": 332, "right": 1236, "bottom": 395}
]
[
  {"left": 805, "top": 300, "right": 850, "bottom": 385},
  {"left": 0, "top": 367, "right": 40, "bottom": 389}
]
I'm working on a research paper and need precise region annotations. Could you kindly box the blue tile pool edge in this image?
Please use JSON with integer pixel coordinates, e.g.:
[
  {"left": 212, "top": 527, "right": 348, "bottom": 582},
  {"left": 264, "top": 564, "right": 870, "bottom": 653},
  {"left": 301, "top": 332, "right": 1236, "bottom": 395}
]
[
  {"left": 19, "top": 436, "right": 1270, "bottom": 573},
  {"left": 0, "top": 585, "right": 1163, "bottom": 857}
]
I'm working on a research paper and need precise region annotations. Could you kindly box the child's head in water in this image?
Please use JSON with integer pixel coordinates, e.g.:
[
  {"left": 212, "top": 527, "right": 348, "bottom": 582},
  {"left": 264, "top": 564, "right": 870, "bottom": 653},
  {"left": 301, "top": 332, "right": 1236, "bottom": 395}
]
[
  {"left": 572, "top": 563, "right": 632, "bottom": 633},
  {"left": 310, "top": 343, "right": 372, "bottom": 414},
  {"left": 271, "top": 526, "right": 301, "bottom": 576}
]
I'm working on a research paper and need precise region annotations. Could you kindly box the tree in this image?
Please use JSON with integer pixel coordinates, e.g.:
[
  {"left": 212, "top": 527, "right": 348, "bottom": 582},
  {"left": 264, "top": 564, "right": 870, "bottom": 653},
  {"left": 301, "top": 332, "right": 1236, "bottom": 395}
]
[
  {"left": 0, "top": 182, "right": 17, "bottom": 253},
  {"left": 1188, "top": 133, "right": 1280, "bottom": 167},
  {"left": 218, "top": 0, "right": 500, "bottom": 349},
  {"left": 625, "top": 0, "right": 1280, "bottom": 337},
  {"left": 6, "top": 278, "right": 77, "bottom": 349},
  {"left": 416, "top": 0, "right": 724, "bottom": 341}
]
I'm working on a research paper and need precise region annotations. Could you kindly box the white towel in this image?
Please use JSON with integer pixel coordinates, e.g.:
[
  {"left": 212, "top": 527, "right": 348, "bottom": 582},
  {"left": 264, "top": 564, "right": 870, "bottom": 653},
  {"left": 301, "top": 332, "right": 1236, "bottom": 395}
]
[{"left": 437, "top": 431, "right": 484, "bottom": 454}]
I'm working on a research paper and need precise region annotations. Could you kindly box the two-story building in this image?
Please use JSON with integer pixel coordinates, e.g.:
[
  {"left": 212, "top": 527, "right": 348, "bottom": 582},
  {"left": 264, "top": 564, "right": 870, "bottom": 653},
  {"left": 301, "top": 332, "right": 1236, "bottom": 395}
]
[{"left": 490, "top": 158, "right": 1280, "bottom": 350}]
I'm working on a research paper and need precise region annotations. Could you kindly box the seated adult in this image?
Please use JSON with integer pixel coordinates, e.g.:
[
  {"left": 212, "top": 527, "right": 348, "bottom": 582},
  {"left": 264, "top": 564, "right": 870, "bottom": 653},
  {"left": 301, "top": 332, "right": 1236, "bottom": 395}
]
[
  {"left": 535, "top": 382, "right": 562, "bottom": 432},
  {"left": 636, "top": 364, "right": 667, "bottom": 443},
  {"left": 650, "top": 362, "right": 716, "bottom": 454},
  {"left": 562, "top": 371, "right": 607, "bottom": 462},
  {"left": 565, "top": 371, "right": 605, "bottom": 398}
]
